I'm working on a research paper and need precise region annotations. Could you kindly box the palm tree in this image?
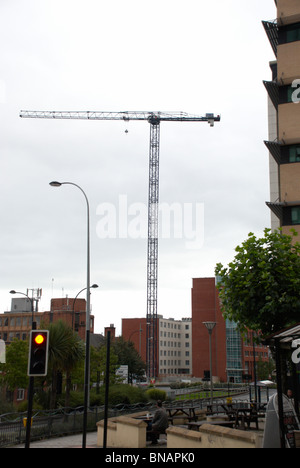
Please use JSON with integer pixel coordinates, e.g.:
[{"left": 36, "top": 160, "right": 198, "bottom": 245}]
[{"left": 47, "top": 320, "right": 85, "bottom": 409}]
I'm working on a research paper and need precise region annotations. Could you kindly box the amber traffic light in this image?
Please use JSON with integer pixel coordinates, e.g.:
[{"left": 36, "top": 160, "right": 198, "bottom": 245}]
[{"left": 28, "top": 330, "right": 49, "bottom": 377}]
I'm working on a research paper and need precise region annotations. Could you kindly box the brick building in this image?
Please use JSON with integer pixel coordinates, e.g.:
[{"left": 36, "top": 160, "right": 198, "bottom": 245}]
[
  {"left": 192, "top": 278, "right": 270, "bottom": 384},
  {"left": 0, "top": 296, "right": 94, "bottom": 344},
  {"left": 122, "top": 278, "right": 270, "bottom": 383},
  {"left": 191, "top": 278, "right": 227, "bottom": 382}
]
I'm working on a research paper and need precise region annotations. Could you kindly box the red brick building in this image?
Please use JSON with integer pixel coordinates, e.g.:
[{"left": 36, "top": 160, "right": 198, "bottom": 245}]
[
  {"left": 192, "top": 278, "right": 270, "bottom": 383},
  {"left": 122, "top": 318, "right": 148, "bottom": 364},
  {"left": 191, "top": 278, "right": 227, "bottom": 382},
  {"left": 0, "top": 297, "right": 94, "bottom": 344},
  {"left": 43, "top": 297, "right": 94, "bottom": 341}
]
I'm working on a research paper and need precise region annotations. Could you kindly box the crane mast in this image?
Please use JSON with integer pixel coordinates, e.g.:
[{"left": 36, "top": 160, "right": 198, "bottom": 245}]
[{"left": 20, "top": 109, "right": 220, "bottom": 380}]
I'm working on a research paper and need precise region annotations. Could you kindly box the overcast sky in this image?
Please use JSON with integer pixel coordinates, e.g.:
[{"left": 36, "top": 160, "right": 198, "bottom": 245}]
[{"left": 0, "top": 0, "right": 276, "bottom": 335}]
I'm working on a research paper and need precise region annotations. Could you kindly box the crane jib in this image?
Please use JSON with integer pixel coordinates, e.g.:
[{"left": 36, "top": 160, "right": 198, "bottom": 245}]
[{"left": 20, "top": 110, "right": 220, "bottom": 123}]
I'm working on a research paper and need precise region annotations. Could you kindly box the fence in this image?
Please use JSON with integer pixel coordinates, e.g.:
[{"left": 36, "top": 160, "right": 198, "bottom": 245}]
[
  {"left": 0, "top": 393, "right": 260, "bottom": 448},
  {"left": 0, "top": 403, "right": 157, "bottom": 448},
  {"left": 0, "top": 406, "right": 102, "bottom": 448}
]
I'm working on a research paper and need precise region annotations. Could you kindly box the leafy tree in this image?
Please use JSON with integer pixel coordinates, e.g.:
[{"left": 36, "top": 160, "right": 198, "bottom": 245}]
[
  {"left": 113, "top": 337, "right": 146, "bottom": 382},
  {"left": 90, "top": 340, "right": 119, "bottom": 386},
  {"left": 0, "top": 339, "right": 28, "bottom": 391},
  {"left": 215, "top": 228, "right": 300, "bottom": 337}
]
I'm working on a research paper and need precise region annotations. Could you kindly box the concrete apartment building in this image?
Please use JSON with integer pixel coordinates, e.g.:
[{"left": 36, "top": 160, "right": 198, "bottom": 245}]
[
  {"left": 122, "top": 316, "right": 192, "bottom": 380},
  {"left": 264, "top": 0, "right": 300, "bottom": 233}
]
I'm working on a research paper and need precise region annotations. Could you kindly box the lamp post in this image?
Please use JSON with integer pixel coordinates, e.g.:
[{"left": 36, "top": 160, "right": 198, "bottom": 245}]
[
  {"left": 203, "top": 321, "right": 216, "bottom": 407},
  {"left": 10, "top": 290, "right": 35, "bottom": 329},
  {"left": 71, "top": 284, "right": 98, "bottom": 331},
  {"left": 10, "top": 290, "right": 35, "bottom": 448},
  {"left": 50, "top": 181, "right": 91, "bottom": 449}
]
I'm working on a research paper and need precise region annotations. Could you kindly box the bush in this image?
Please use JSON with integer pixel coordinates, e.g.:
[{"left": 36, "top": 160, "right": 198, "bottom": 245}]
[
  {"left": 145, "top": 388, "right": 166, "bottom": 402},
  {"left": 100, "top": 384, "right": 148, "bottom": 405},
  {"left": 55, "top": 385, "right": 148, "bottom": 408}
]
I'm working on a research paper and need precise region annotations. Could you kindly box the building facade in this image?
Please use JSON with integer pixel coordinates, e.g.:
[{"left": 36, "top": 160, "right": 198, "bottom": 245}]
[
  {"left": 122, "top": 278, "right": 270, "bottom": 383},
  {"left": 263, "top": 0, "right": 300, "bottom": 234},
  {"left": 0, "top": 296, "right": 94, "bottom": 344},
  {"left": 122, "top": 315, "right": 192, "bottom": 380},
  {"left": 191, "top": 278, "right": 227, "bottom": 382},
  {"left": 191, "top": 278, "right": 270, "bottom": 384}
]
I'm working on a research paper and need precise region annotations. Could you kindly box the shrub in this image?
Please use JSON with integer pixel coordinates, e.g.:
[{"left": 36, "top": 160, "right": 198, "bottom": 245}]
[{"left": 145, "top": 388, "right": 166, "bottom": 402}]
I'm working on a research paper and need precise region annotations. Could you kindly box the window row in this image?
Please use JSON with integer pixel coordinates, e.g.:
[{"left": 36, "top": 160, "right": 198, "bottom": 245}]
[
  {"left": 0, "top": 315, "right": 41, "bottom": 328},
  {"left": 160, "top": 350, "right": 190, "bottom": 357},
  {"left": 159, "top": 321, "right": 190, "bottom": 330},
  {"left": 160, "top": 340, "right": 190, "bottom": 347},
  {"left": 0, "top": 332, "right": 28, "bottom": 342}
]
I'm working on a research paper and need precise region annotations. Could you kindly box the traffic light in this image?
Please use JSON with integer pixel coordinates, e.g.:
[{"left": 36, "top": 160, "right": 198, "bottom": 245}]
[{"left": 28, "top": 330, "right": 49, "bottom": 377}]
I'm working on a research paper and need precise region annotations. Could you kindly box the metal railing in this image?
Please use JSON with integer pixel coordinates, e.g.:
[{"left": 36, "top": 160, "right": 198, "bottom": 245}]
[
  {"left": 0, "top": 403, "right": 158, "bottom": 448},
  {"left": 0, "top": 406, "right": 103, "bottom": 448},
  {"left": 0, "top": 392, "right": 265, "bottom": 448}
]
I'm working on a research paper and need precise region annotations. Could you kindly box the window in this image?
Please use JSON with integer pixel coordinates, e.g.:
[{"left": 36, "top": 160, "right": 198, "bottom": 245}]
[
  {"left": 286, "top": 23, "right": 300, "bottom": 43},
  {"left": 279, "top": 22, "right": 300, "bottom": 44},
  {"left": 279, "top": 84, "right": 299, "bottom": 104},
  {"left": 292, "top": 207, "right": 300, "bottom": 225},
  {"left": 289, "top": 145, "right": 300, "bottom": 163}
]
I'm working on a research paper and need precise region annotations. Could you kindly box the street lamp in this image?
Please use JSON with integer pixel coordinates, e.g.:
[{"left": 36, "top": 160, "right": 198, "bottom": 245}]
[
  {"left": 50, "top": 180, "right": 91, "bottom": 449},
  {"left": 203, "top": 321, "right": 216, "bottom": 407},
  {"left": 10, "top": 290, "right": 35, "bottom": 329},
  {"left": 10, "top": 289, "right": 35, "bottom": 448},
  {"left": 72, "top": 284, "right": 99, "bottom": 331}
]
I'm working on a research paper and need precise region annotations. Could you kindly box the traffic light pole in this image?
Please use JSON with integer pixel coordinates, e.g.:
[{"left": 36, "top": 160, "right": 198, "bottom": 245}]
[{"left": 25, "top": 321, "right": 36, "bottom": 449}]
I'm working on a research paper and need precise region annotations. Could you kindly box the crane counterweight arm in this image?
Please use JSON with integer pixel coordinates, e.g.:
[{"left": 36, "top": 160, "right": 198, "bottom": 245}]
[{"left": 20, "top": 110, "right": 220, "bottom": 125}]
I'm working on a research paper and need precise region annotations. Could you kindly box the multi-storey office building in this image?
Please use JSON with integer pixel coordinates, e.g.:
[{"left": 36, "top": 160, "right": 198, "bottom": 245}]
[
  {"left": 122, "top": 315, "right": 192, "bottom": 380},
  {"left": 263, "top": 0, "right": 300, "bottom": 233}
]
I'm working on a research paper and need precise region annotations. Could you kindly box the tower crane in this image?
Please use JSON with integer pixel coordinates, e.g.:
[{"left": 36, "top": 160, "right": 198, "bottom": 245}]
[{"left": 20, "top": 110, "right": 221, "bottom": 379}]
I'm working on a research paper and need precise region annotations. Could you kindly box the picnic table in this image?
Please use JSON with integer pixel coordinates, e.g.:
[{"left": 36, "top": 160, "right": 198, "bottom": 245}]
[
  {"left": 165, "top": 406, "right": 198, "bottom": 424},
  {"left": 234, "top": 407, "right": 259, "bottom": 430},
  {"left": 206, "top": 402, "right": 260, "bottom": 430}
]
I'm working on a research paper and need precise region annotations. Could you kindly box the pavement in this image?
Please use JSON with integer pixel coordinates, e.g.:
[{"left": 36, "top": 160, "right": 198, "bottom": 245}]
[
  {"left": 8, "top": 431, "right": 98, "bottom": 448},
  {"left": 8, "top": 431, "right": 168, "bottom": 449}
]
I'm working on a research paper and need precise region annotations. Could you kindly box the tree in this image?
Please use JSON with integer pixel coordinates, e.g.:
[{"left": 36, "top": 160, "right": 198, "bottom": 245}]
[
  {"left": 46, "top": 320, "right": 85, "bottom": 408},
  {"left": 0, "top": 339, "right": 28, "bottom": 391},
  {"left": 113, "top": 337, "right": 146, "bottom": 383},
  {"left": 215, "top": 228, "right": 300, "bottom": 337},
  {"left": 90, "top": 341, "right": 119, "bottom": 387}
]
